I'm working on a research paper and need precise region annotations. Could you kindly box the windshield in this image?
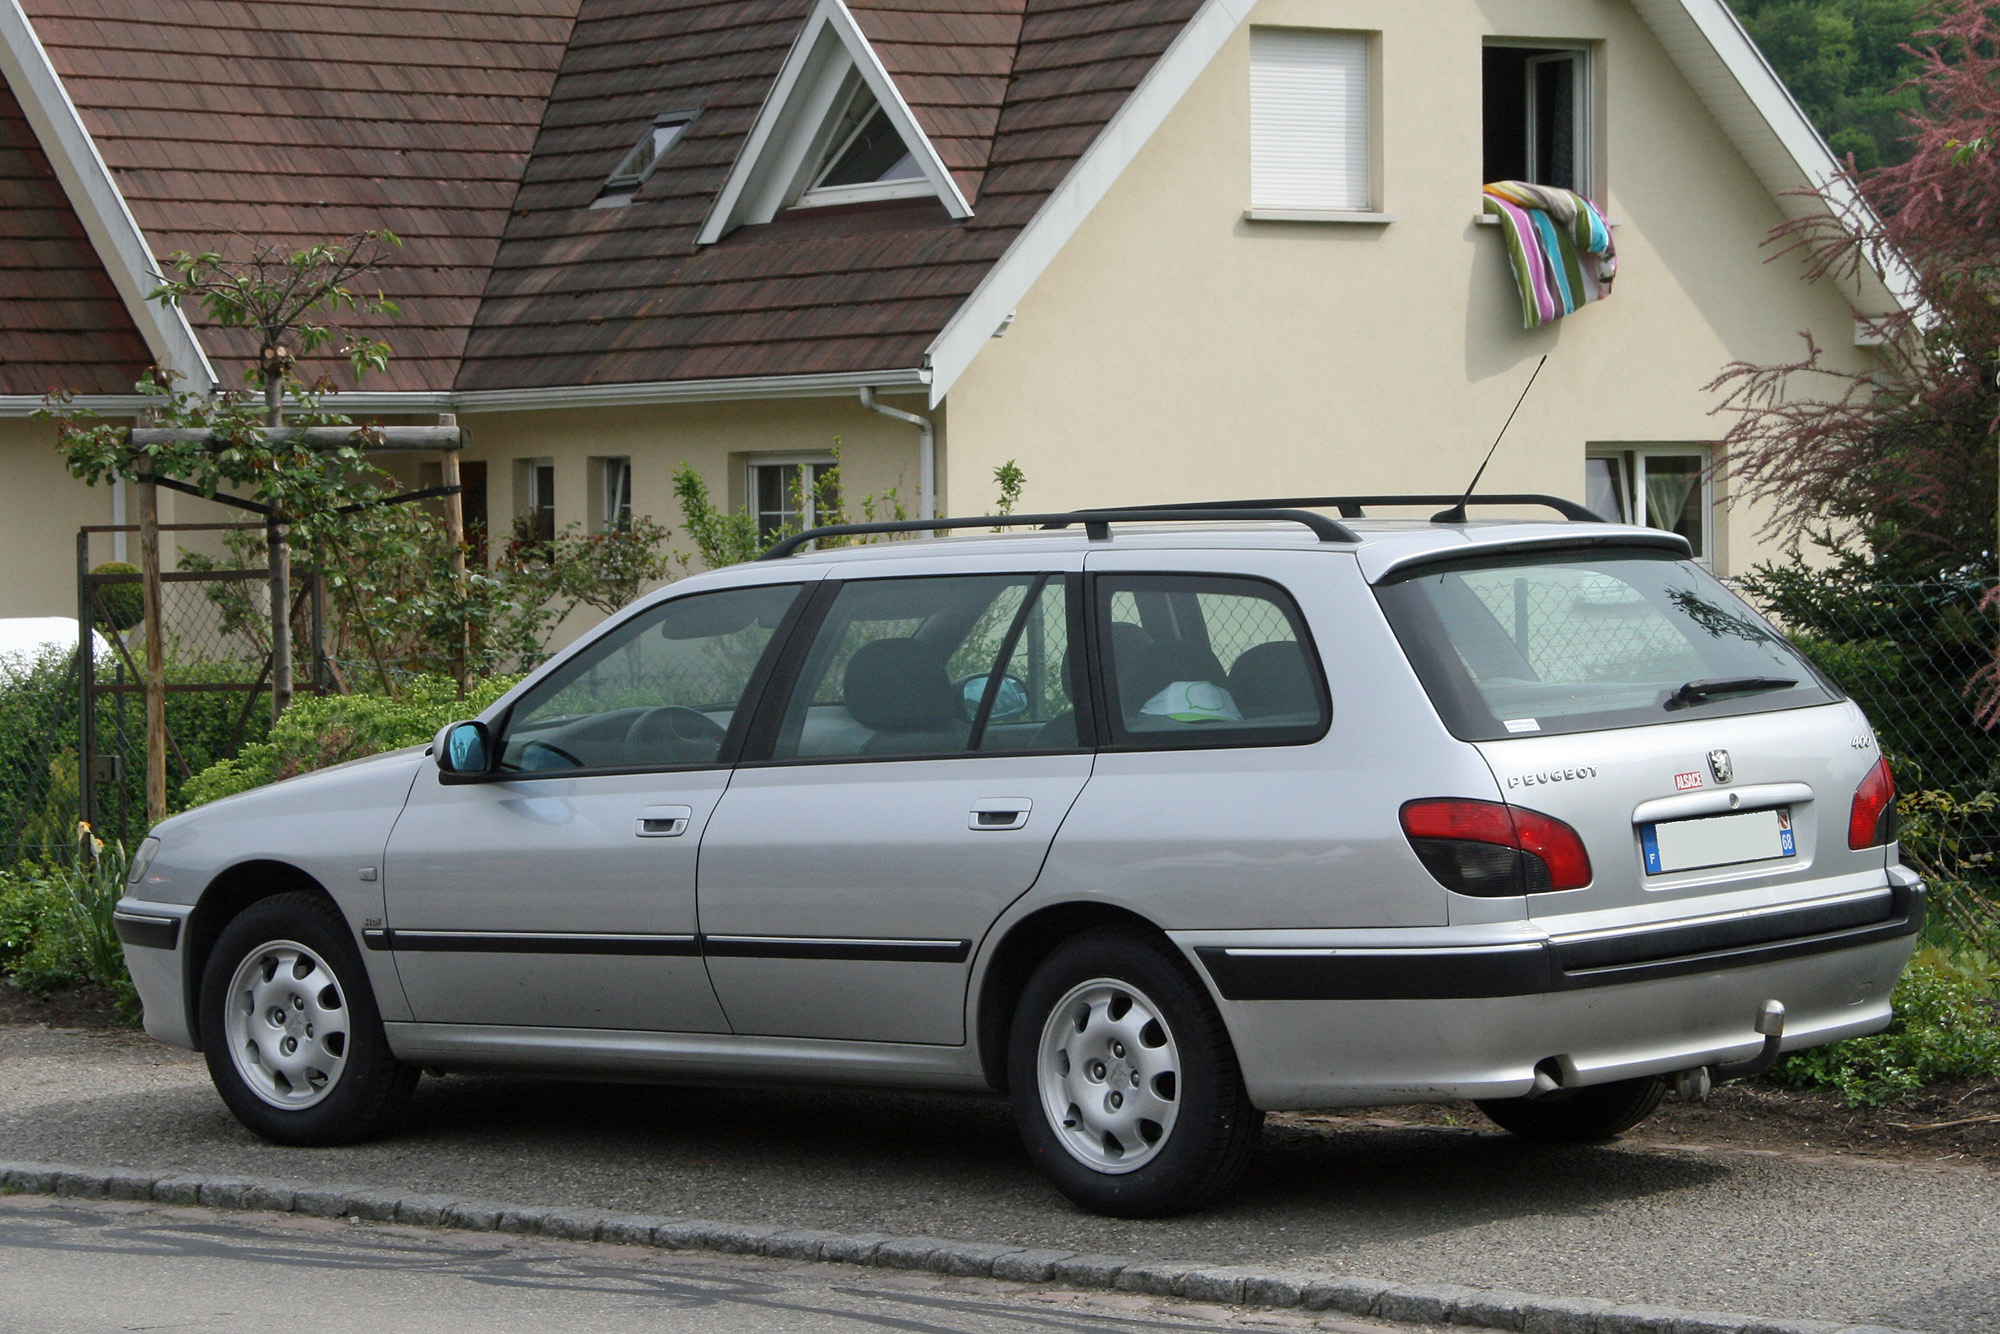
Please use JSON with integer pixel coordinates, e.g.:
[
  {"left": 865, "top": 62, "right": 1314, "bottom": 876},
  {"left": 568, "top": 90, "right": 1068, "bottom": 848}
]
[{"left": 1374, "top": 548, "right": 1838, "bottom": 740}]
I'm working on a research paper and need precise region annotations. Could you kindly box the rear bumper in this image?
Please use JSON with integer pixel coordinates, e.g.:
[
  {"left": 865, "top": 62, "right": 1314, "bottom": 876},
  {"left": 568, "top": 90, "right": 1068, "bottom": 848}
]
[{"left": 1182, "top": 881, "right": 1922, "bottom": 1110}]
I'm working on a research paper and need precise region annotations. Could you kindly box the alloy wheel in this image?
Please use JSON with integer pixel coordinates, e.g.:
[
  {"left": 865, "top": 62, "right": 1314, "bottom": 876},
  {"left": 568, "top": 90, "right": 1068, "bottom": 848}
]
[
  {"left": 220, "top": 939, "right": 350, "bottom": 1110},
  {"left": 1036, "top": 977, "right": 1182, "bottom": 1173}
]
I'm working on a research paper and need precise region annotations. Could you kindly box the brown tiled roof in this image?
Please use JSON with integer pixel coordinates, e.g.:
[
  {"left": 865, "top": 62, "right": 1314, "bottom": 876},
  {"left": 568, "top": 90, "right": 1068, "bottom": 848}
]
[
  {"left": 12, "top": 0, "right": 1203, "bottom": 394},
  {"left": 458, "top": 0, "right": 1204, "bottom": 390},
  {"left": 22, "top": 0, "right": 581, "bottom": 393},
  {"left": 0, "top": 81, "right": 150, "bottom": 396}
]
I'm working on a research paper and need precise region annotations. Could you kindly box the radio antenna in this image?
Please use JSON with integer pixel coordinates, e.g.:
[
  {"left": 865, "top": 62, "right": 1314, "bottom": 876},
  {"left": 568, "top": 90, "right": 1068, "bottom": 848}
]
[{"left": 1433, "top": 355, "right": 1547, "bottom": 524}]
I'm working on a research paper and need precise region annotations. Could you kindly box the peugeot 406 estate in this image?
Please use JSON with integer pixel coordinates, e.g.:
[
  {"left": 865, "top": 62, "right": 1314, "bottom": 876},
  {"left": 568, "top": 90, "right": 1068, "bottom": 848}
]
[{"left": 115, "top": 497, "right": 1920, "bottom": 1216}]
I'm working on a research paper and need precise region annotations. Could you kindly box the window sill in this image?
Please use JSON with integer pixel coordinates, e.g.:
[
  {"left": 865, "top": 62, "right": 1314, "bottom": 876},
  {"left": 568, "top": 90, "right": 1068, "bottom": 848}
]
[
  {"left": 1475, "top": 213, "right": 1621, "bottom": 227},
  {"left": 1244, "top": 209, "right": 1397, "bottom": 225}
]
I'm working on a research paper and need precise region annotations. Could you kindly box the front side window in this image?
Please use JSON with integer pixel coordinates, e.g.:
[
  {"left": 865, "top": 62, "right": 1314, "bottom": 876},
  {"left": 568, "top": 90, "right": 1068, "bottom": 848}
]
[
  {"left": 1587, "top": 448, "right": 1710, "bottom": 560},
  {"left": 1096, "top": 574, "right": 1329, "bottom": 749},
  {"left": 1483, "top": 44, "right": 1590, "bottom": 194},
  {"left": 771, "top": 574, "right": 1079, "bottom": 761},
  {"left": 1249, "top": 27, "right": 1373, "bottom": 212},
  {"left": 1376, "top": 550, "right": 1837, "bottom": 741},
  {"left": 499, "top": 583, "right": 800, "bottom": 773}
]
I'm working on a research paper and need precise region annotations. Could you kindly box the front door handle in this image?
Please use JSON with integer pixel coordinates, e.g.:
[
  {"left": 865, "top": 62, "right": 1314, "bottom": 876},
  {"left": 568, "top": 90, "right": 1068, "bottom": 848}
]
[
  {"left": 636, "top": 804, "right": 693, "bottom": 837},
  {"left": 969, "top": 798, "right": 1032, "bottom": 831}
]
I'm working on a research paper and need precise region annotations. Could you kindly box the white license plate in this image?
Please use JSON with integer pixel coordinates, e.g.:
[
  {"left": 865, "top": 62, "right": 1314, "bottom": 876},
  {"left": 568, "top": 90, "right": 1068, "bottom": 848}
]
[{"left": 1640, "top": 806, "right": 1796, "bottom": 875}]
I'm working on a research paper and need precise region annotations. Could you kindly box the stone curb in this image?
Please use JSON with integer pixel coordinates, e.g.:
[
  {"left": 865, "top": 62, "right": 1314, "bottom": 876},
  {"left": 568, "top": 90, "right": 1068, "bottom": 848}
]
[{"left": 0, "top": 1161, "right": 1921, "bottom": 1334}]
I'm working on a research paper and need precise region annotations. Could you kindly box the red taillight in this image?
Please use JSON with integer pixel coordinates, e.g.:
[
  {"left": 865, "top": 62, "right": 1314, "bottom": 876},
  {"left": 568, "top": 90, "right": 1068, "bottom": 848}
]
[
  {"left": 1848, "top": 756, "right": 1897, "bottom": 850},
  {"left": 1400, "top": 797, "right": 1593, "bottom": 896}
]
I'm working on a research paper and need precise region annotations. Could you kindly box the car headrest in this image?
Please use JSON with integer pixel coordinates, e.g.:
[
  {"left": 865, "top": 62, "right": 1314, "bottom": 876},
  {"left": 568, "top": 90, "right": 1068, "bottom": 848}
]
[
  {"left": 844, "top": 638, "right": 960, "bottom": 733},
  {"left": 1227, "top": 640, "right": 1318, "bottom": 717}
]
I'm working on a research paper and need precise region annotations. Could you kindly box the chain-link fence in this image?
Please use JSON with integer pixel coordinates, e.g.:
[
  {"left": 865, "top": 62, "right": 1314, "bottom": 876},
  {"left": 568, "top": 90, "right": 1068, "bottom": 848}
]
[
  {"left": 0, "top": 524, "right": 329, "bottom": 868},
  {"left": 1735, "top": 576, "right": 2000, "bottom": 943}
]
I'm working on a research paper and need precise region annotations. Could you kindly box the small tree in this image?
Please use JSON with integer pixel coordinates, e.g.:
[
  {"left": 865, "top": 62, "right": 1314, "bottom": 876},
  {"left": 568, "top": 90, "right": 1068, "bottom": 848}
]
[
  {"left": 1708, "top": 2, "right": 2000, "bottom": 577},
  {"left": 55, "top": 230, "right": 404, "bottom": 536},
  {"left": 48, "top": 232, "right": 406, "bottom": 820}
]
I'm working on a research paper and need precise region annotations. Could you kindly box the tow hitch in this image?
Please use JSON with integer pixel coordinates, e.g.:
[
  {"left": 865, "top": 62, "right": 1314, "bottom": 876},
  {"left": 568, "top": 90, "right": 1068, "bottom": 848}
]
[{"left": 1674, "top": 999, "right": 1786, "bottom": 1103}]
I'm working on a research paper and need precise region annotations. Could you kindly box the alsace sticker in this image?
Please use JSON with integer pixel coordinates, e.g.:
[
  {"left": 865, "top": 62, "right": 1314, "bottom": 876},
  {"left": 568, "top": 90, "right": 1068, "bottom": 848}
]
[{"left": 1674, "top": 770, "right": 1704, "bottom": 791}]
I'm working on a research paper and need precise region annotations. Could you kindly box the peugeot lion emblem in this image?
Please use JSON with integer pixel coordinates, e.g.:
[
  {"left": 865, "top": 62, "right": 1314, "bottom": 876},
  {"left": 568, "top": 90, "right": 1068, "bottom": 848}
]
[{"left": 1707, "top": 749, "right": 1734, "bottom": 785}]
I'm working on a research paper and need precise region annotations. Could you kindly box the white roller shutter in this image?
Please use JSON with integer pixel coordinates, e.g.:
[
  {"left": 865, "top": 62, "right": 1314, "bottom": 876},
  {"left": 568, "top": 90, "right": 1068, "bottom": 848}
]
[{"left": 1250, "top": 29, "right": 1371, "bottom": 211}]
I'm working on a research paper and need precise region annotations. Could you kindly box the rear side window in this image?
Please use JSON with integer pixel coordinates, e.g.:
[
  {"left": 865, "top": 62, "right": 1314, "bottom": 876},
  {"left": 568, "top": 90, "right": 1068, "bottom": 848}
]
[
  {"left": 1375, "top": 549, "right": 1837, "bottom": 741},
  {"left": 1095, "top": 574, "right": 1328, "bottom": 749},
  {"left": 769, "top": 573, "right": 1080, "bottom": 760}
]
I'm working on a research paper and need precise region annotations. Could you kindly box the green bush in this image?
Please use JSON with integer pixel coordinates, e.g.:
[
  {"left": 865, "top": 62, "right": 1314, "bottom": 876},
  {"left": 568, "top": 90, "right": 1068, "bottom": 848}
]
[
  {"left": 89, "top": 561, "right": 145, "bottom": 631},
  {"left": 0, "top": 840, "right": 138, "bottom": 1018},
  {"left": 0, "top": 647, "right": 279, "bottom": 861},
  {"left": 180, "top": 673, "right": 519, "bottom": 807},
  {"left": 1771, "top": 945, "right": 2000, "bottom": 1105}
]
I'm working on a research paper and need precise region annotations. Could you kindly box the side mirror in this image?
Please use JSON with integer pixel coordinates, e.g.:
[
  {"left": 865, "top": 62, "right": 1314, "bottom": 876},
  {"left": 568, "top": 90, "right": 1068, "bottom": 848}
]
[
  {"left": 434, "top": 720, "right": 493, "bottom": 782},
  {"left": 958, "top": 673, "right": 1031, "bottom": 722}
]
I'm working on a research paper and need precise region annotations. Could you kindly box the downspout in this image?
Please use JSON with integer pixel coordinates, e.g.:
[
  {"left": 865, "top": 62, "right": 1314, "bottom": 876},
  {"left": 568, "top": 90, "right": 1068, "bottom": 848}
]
[{"left": 859, "top": 387, "right": 935, "bottom": 520}]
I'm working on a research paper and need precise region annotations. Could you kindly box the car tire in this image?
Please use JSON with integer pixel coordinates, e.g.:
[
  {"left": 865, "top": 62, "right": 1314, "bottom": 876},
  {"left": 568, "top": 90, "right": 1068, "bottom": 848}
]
[
  {"left": 1008, "top": 925, "right": 1262, "bottom": 1217},
  {"left": 198, "top": 891, "right": 418, "bottom": 1146},
  {"left": 1474, "top": 1075, "right": 1668, "bottom": 1143}
]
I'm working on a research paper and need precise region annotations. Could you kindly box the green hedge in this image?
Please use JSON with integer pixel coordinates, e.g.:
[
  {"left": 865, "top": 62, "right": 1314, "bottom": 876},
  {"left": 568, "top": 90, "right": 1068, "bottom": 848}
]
[
  {"left": 1772, "top": 945, "right": 2000, "bottom": 1104},
  {"left": 180, "top": 674, "right": 519, "bottom": 807}
]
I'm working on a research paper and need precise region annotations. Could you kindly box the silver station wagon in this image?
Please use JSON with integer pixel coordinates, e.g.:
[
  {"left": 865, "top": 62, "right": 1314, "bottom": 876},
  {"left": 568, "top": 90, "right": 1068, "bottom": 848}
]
[{"left": 115, "top": 497, "right": 1922, "bottom": 1217}]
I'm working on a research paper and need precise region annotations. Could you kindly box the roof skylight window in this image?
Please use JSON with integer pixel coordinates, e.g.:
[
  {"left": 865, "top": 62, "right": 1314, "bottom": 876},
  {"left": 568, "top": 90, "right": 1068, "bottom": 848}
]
[
  {"left": 593, "top": 109, "right": 700, "bottom": 209},
  {"left": 794, "top": 82, "right": 931, "bottom": 208}
]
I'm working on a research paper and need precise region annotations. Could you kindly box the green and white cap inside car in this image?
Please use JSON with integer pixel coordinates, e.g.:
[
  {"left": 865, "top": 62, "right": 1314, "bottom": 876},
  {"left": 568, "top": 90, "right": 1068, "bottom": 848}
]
[{"left": 1140, "top": 680, "right": 1243, "bottom": 723}]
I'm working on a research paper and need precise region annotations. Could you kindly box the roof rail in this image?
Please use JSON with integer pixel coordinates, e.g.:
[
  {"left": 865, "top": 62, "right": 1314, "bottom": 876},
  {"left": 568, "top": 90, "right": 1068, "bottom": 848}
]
[
  {"left": 755, "top": 506, "right": 1360, "bottom": 560},
  {"left": 1099, "top": 494, "right": 1605, "bottom": 523}
]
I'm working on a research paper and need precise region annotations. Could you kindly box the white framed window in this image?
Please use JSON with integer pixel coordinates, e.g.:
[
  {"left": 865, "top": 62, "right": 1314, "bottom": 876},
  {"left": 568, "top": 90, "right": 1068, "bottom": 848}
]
[
  {"left": 590, "top": 456, "right": 633, "bottom": 533},
  {"left": 592, "top": 109, "right": 700, "bottom": 208},
  {"left": 1587, "top": 447, "right": 1711, "bottom": 561},
  {"left": 1483, "top": 43, "right": 1592, "bottom": 195},
  {"left": 793, "top": 73, "right": 931, "bottom": 209},
  {"left": 749, "top": 456, "right": 838, "bottom": 541},
  {"left": 1249, "top": 28, "right": 1373, "bottom": 213},
  {"left": 514, "top": 457, "right": 556, "bottom": 544}
]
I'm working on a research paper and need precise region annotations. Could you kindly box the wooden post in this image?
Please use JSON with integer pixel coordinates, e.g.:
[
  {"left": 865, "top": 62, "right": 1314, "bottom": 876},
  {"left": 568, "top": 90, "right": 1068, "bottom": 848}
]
[
  {"left": 438, "top": 414, "right": 468, "bottom": 695},
  {"left": 268, "top": 518, "right": 292, "bottom": 718},
  {"left": 137, "top": 456, "right": 167, "bottom": 827},
  {"left": 263, "top": 349, "right": 292, "bottom": 720},
  {"left": 75, "top": 531, "right": 97, "bottom": 832}
]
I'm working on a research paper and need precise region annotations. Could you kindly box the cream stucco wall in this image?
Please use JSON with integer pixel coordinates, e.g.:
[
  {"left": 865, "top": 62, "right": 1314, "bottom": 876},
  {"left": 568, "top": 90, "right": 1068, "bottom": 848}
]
[
  {"left": 457, "top": 394, "right": 935, "bottom": 646},
  {"left": 938, "top": 0, "right": 1875, "bottom": 575},
  {"left": 1, "top": 417, "right": 123, "bottom": 620},
  {"left": 0, "top": 395, "right": 931, "bottom": 631}
]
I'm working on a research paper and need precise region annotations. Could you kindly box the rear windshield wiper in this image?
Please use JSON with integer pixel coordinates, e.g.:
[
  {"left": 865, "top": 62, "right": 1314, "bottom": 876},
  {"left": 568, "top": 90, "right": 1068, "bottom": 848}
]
[{"left": 1664, "top": 676, "right": 1797, "bottom": 711}]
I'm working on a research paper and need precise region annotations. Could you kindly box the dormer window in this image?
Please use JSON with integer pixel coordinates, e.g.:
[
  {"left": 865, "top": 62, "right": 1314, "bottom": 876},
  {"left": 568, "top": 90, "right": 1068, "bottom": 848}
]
[
  {"left": 697, "top": 0, "right": 971, "bottom": 243},
  {"left": 794, "top": 78, "right": 929, "bottom": 208},
  {"left": 592, "top": 109, "right": 700, "bottom": 209}
]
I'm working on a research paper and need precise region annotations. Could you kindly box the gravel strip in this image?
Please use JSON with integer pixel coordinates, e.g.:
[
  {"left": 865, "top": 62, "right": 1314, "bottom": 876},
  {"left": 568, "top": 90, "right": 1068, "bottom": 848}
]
[{"left": 0, "top": 1160, "right": 1923, "bottom": 1334}]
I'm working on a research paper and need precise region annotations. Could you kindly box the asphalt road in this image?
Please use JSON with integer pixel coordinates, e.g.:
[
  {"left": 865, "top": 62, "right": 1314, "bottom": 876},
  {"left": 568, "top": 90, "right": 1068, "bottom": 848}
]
[
  {"left": 0, "top": 1197, "right": 1405, "bottom": 1334},
  {"left": 4, "top": 1024, "right": 1995, "bottom": 1332}
]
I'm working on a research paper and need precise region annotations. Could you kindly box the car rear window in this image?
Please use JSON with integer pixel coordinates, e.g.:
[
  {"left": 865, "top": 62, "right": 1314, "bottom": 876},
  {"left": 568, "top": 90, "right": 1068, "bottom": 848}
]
[{"left": 1374, "top": 548, "right": 1838, "bottom": 740}]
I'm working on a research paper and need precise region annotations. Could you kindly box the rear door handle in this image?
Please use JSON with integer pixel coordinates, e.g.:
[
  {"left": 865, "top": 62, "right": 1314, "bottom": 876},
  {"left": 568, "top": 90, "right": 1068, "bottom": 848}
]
[
  {"left": 636, "top": 805, "right": 693, "bottom": 837},
  {"left": 970, "top": 799, "right": 1032, "bottom": 831}
]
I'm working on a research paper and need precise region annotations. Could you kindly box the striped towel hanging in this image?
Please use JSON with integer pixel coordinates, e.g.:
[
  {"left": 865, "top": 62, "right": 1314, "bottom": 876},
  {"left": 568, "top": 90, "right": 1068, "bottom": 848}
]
[{"left": 1482, "top": 181, "right": 1618, "bottom": 329}]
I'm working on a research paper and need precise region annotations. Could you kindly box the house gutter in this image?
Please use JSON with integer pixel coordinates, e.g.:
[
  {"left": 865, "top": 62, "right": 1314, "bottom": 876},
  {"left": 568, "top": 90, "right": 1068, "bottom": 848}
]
[
  {"left": 0, "top": 369, "right": 933, "bottom": 418},
  {"left": 859, "top": 386, "right": 935, "bottom": 520}
]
